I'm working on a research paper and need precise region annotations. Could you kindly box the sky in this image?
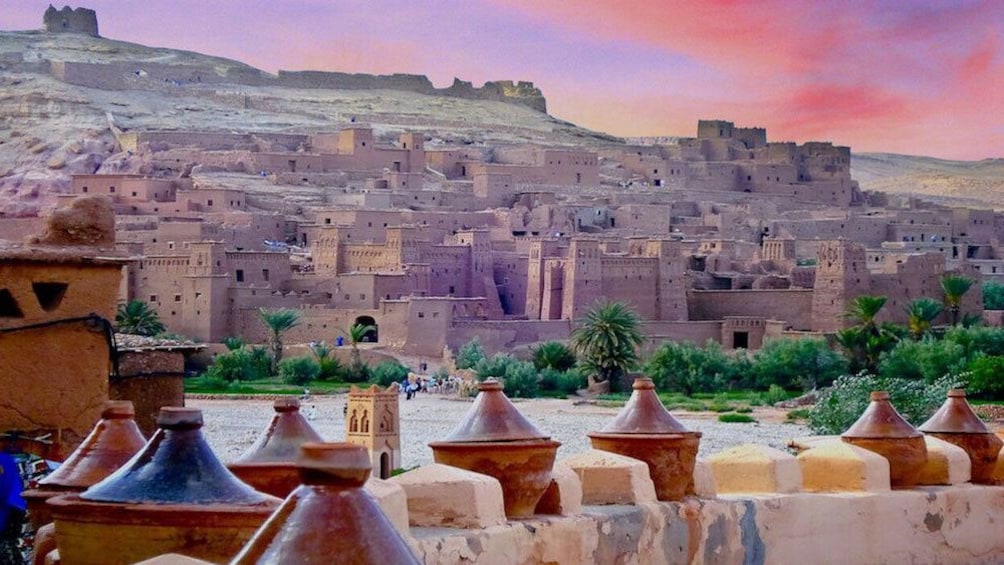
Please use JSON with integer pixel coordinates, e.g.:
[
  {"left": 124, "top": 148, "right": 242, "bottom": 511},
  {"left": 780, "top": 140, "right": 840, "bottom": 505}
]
[{"left": 3, "top": 1, "right": 1003, "bottom": 160}]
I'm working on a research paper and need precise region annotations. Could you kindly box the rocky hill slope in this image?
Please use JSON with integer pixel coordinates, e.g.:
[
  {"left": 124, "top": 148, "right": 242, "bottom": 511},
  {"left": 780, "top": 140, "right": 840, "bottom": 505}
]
[
  {"left": 852, "top": 153, "right": 1004, "bottom": 209},
  {"left": 0, "top": 30, "right": 614, "bottom": 216}
]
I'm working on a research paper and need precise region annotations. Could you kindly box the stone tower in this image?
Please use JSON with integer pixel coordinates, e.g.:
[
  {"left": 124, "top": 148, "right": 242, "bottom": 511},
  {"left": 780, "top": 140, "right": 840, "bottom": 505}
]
[
  {"left": 345, "top": 384, "right": 401, "bottom": 479},
  {"left": 645, "top": 239, "right": 688, "bottom": 321},
  {"left": 183, "top": 241, "right": 230, "bottom": 342},
  {"left": 563, "top": 238, "right": 602, "bottom": 320},
  {"left": 43, "top": 5, "right": 99, "bottom": 37},
  {"left": 812, "top": 240, "right": 870, "bottom": 333}
]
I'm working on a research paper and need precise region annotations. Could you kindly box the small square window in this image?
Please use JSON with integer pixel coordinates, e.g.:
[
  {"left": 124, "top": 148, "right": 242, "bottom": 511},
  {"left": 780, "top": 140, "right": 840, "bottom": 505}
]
[{"left": 149, "top": 294, "right": 158, "bottom": 302}]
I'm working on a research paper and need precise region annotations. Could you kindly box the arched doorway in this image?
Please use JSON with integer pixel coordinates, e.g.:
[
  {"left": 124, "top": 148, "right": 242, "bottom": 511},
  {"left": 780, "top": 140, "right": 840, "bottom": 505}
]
[
  {"left": 380, "top": 452, "right": 391, "bottom": 479},
  {"left": 354, "top": 315, "right": 378, "bottom": 342}
]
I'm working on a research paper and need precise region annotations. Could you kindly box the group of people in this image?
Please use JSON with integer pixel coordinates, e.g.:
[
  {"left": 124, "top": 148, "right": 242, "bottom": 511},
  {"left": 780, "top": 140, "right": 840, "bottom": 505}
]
[{"left": 400, "top": 374, "right": 464, "bottom": 400}]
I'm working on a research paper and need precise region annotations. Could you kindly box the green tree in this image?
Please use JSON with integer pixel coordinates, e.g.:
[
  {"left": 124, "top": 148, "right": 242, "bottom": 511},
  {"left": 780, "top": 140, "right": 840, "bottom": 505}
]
[
  {"left": 968, "top": 355, "right": 1004, "bottom": 396},
  {"left": 342, "top": 323, "right": 376, "bottom": 382},
  {"left": 982, "top": 281, "right": 1004, "bottom": 310},
  {"left": 222, "top": 336, "right": 246, "bottom": 351},
  {"left": 837, "top": 295, "right": 901, "bottom": 373},
  {"left": 258, "top": 308, "right": 302, "bottom": 375},
  {"left": 115, "top": 300, "right": 166, "bottom": 336},
  {"left": 456, "top": 338, "right": 487, "bottom": 370},
  {"left": 570, "top": 301, "right": 644, "bottom": 390},
  {"left": 309, "top": 341, "right": 344, "bottom": 381},
  {"left": 751, "top": 337, "right": 847, "bottom": 391},
  {"left": 876, "top": 338, "right": 968, "bottom": 383},
  {"left": 371, "top": 360, "right": 410, "bottom": 387},
  {"left": 941, "top": 274, "right": 974, "bottom": 326},
  {"left": 644, "top": 340, "right": 747, "bottom": 395},
  {"left": 905, "top": 297, "right": 943, "bottom": 340},
  {"left": 204, "top": 349, "right": 252, "bottom": 382},
  {"left": 532, "top": 341, "right": 577, "bottom": 372}
]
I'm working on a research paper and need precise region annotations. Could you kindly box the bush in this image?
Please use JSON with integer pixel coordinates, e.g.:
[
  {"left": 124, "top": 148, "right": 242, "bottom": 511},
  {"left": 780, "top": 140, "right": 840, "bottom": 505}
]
[
  {"left": 205, "top": 349, "right": 253, "bottom": 382},
  {"left": 876, "top": 338, "right": 968, "bottom": 383},
  {"left": 944, "top": 326, "right": 1004, "bottom": 358},
  {"left": 556, "top": 368, "right": 587, "bottom": 394},
  {"left": 967, "top": 355, "right": 1004, "bottom": 396},
  {"left": 222, "top": 337, "right": 245, "bottom": 351},
  {"left": 808, "top": 372, "right": 964, "bottom": 435},
  {"left": 718, "top": 413, "right": 756, "bottom": 423},
  {"left": 752, "top": 338, "right": 847, "bottom": 390},
  {"left": 983, "top": 281, "right": 1004, "bottom": 310},
  {"left": 246, "top": 346, "right": 272, "bottom": 380},
  {"left": 278, "top": 356, "right": 321, "bottom": 386},
  {"left": 372, "top": 360, "right": 410, "bottom": 387},
  {"left": 532, "top": 342, "right": 577, "bottom": 372},
  {"left": 309, "top": 342, "right": 345, "bottom": 381},
  {"left": 342, "top": 360, "right": 371, "bottom": 383},
  {"left": 643, "top": 340, "right": 747, "bottom": 395},
  {"left": 502, "top": 361, "right": 539, "bottom": 399},
  {"left": 456, "top": 338, "right": 487, "bottom": 370},
  {"left": 473, "top": 353, "right": 520, "bottom": 380},
  {"left": 763, "top": 384, "right": 789, "bottom": 405}
]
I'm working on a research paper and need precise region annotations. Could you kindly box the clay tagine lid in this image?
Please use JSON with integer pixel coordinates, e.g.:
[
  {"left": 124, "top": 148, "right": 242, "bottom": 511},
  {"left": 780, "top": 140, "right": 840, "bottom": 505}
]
[
  {"left": 919, "top": 389, "right": 991, "bottom": 434},
  {"left": 81, "top": 407, "right": 270, "bottom": 505},
  {"left": 40, "top": 400, "right": 147, "bottom": 489},
  {"left": 296, "top": 442, "right": 372, "bottom": 487},
  {"left": 235, "top": 398, "right": 324, "bottom": 464},
  {"left": 440, "top": 378, "right": 549, "bottom": 442},
  {"left": 598, "top": 377, "right": 691, "bottom": 434},
  {"left": 842, "top": 391, "right": 922, "bottom": 439}
]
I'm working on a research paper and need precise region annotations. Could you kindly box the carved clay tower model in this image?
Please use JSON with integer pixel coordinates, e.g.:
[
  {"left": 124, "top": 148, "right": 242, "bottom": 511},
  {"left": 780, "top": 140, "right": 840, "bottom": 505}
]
[
  {"left": 344, "top": 384, "right": 401, "bottom": 479},
  {"left": 811, "top": 239, "right": 870, "bottom": 333}
]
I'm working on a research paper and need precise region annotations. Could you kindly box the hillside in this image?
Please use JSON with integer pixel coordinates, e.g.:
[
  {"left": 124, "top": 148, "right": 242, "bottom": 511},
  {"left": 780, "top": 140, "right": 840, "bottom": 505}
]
[
  {"left": 0, "top": 30, "right": 615, "bottom": 216},
  {"left": 852, "top": 153, "right": 1004, "bottom": 209}
]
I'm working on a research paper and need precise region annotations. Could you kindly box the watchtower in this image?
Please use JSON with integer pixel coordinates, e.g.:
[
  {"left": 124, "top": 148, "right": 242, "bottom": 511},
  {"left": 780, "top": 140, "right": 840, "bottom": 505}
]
[{"left": 345, "top": 384, "right": 401, "bottom": 479}]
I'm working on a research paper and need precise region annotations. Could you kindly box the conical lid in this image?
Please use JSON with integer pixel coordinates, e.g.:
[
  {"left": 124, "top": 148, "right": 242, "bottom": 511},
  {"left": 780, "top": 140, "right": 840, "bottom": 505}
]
[
  {"left": 235, "top": 398, "right": 324, "bottom": 464},
  {"left": 598, "top": 377, "right": 691, "bottom": 434},
  {"left": 842, "top": 391, "right": 922, "bottom": 439},
  {"left": 440, "top": 379, "right": 549, "bottom": 442},
  {"left": 919, "top": 389, "right": 991, "bottom": 434},
  {"left": 81, "top": 407, "right": 271, "bottom": 505},
  {"left": 40, "top": 401, "right": 147, "bottom": 489},
  {"left": 231, "top": 443, "right": 420, "bottom": 565}
]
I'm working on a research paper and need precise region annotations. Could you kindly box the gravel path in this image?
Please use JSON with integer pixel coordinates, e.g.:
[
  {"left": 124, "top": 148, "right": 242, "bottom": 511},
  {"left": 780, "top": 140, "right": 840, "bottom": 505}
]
[{"left": 192, "top": 394, "right": 810, "bottom": 468}]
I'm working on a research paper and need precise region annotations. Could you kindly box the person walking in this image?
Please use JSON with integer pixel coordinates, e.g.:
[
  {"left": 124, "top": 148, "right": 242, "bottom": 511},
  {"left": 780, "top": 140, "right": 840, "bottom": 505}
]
[{"left": 1, "top": 450, "right": 27, "bottom": 564}]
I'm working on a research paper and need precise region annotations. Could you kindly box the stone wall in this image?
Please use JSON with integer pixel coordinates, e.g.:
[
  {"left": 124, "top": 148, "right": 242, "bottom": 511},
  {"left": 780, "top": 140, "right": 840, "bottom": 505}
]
[
  {"left": 689, "top": 289, "right": 814, "bottom": 330},
  {"left": 43, "top": 5, "right": 99, "bottom": 36}
]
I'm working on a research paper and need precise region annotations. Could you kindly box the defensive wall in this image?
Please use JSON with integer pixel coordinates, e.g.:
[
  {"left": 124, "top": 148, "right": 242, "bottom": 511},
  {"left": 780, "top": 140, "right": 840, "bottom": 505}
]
[{"left": 688, "top": 289, "right": 814, "bottom": 330}]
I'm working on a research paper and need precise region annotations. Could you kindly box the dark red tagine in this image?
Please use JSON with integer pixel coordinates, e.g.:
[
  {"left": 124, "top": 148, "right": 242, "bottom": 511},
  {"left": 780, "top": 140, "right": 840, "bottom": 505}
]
[
  {"left": 22, "top": 400, "right": 146, "bottom": 530},
  {"left": 841, "top": 391, "right": 928, "bottom": 488},
  {"left": 228, "top": 397, "right": 324, "bottom": 497},
  {"left": 919, "top": 389, "right": 1003, "bottom": 484},
  {"left": 48, "top": 407, "right": 280, "bottom": 565},
  {"left": 429, "top": 378, "right": 560, "bottom": 518},
  {"left": 231, "top": 442, "right": 420, "bottom": 564},
  {"left": 588, "top": 377, "right": 702, "bottom": 500}
]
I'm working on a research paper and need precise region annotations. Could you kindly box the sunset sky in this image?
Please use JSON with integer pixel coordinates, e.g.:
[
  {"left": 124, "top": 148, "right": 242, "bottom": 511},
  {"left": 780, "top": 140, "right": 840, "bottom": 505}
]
[{"left": 4, "top": 1, "right": 1003, "bottom": 159}]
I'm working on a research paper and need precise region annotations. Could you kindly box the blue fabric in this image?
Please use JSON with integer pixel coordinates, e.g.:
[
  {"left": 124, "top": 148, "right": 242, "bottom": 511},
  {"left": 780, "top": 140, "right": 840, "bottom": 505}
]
[{"left": 0, "top": 452, "right": 26, "bottom": 532}]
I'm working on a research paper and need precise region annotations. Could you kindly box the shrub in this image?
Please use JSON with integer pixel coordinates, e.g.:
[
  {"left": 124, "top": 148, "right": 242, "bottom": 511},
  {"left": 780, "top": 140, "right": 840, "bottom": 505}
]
[
  {"left": 502, "top": 361, "right": 539, "bottom": 399},
  {"left": 752, "top": 338, "right": 847, "bottom": 391},
  {"left": 983, "top": 281, "right": 1004, "bottom": 310},
  {"left": 643, "top": 340, "right": 746, "bottom": 395},
  {"left": 222, "top": 337, "right": 245, "bottom": 351},
  {"left": 204, "top": 349, "right": 253, "bottom": 382},
  {"left": 876, "top": 338, "right": 968, "bottom": 383},
  {"left": 967, "top": 355, "right": 1004, "bottom": 396},
  {"left": 808, "top": 372, "right": 964, "bottom": 435},
  {"left": 456, "top": 338, "right": 487, "bottom": 370},
  {"left": 556, "top": 368, "right": 587, "bottom": 394},
  {"left": 309, "top": 341, "right": 345, "bottom": 381},
  {"left": 246, "top": 346, "right": 272, "bottom": 381},
  {"left": 718, "top": 413, "right": 756, "bottom": 423},
  {"left": 473, "top": 353, "right": 520, "bottom": 380},
  {"left": 944, "top": 326, "right": 1004, "bottom": 358},
  {"left": 372, "top": 360, "right": 410, "bottom": 387},
  {"left": 786, "top": 408, "right": 811, "bottom": 421},
  {"left": 763, "top": 384, "right": 789, "bottom": 405},
  {"left": 342, "top": 360, "right": 371, "bottom": 383},
  {"left": 278, "top": 356, "right": 321, "bottom": 386},
  {"left": 532, "top": 341, "right": 577, "bottom": 372}
]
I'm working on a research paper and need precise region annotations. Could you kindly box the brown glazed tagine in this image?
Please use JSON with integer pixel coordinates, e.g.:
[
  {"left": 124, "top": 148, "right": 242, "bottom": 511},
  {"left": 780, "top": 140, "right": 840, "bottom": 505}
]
[
  {"left": 22, "top": 400, "right": 147, "bottom": 530},
  {"left": 228, "top": 397, "right": 324, "bottom": 497},
  {"left": 47, "top": 407, "right": 280, "bottom": 565},
  {"left": 919, "top": 389, "right": 1003, "bottom": 484},
  {"left": 841, "top": 391, "right": 928, "bottom": 488},
  {"left": 588, "top": 377, "right": 702, "bottom": 501},
  {"left": 428, "top": 378, "right": 561, "bottom": 518},
  {"left": 231, "top": 442, "right": 420, "bottom": 565}
]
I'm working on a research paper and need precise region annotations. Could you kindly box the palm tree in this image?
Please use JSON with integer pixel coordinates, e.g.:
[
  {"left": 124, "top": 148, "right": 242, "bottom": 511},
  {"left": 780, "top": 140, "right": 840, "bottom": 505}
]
[
  {"left": 905, "top": 298, "right": 943, "bottom": 340},
  {"left": 844, "top": 295, "right": 887, "bottom": 333},
  {"left": 343, "top": 322, "right": 376, "bottom": 381},
  {"left": 941, "top": 275, "right": 974, "bottom": 326},
  {"left": 532, "top": 341, "right": 577, "bottom": 372},
  {"left": 570, "top": 301, "right": 644, "bottom": 390},
  {"left": 258, "top": 308, "right": 301, "bottom": 374},
  {"left": 115, "top": 300, "right": 166, "bottom": 336},
  {"left": 838, "top": 295, "right": 899, "bottom": 373}
]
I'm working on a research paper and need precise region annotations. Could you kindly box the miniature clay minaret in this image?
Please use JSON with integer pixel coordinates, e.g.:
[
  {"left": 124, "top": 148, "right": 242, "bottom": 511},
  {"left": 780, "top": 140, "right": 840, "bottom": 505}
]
[{"left": 345, "top": 383, "right": 401, "bottom": 479}]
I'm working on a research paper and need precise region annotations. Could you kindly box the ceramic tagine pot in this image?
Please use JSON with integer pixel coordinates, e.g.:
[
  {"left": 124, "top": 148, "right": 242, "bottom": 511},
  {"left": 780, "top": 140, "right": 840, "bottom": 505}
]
[
  {"left": 21, "top": 400, "right": 147, "bottom": 530},
  {"left": 841, "top": 391, "right": 928, "bottom": 488},
  {"left": 428, "top": 378, "right": 561, "bottom": 518},
  {"left": 919, "top": 389, "right": 1003, "bottom": 484},
  {"left": 231, "top": 442, "right": 420, "bottom": 565},
  {"left": 228, "top": 397, "right": 324, "bottom": 497},
  {"left": 47, "top": 407, "right": 281, "bottom": 565},
  {"left": 588, "top": 377, "right": 702, "bottom": 501}
]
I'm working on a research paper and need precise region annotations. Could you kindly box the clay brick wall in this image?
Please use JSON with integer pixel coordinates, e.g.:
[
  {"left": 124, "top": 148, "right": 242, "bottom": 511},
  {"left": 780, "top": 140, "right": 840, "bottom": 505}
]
[{"left": 689, "top": 289, "right": 814, "bottom": 330}]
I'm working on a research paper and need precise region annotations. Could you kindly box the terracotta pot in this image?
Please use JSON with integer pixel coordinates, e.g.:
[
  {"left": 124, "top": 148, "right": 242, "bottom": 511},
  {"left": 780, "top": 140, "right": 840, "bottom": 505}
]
[
  {"left": 23, "top": 400, "right": 146, "bottom": 529},
  {"left": 232, "top": 442, "right": 420, "bottom": 564},
  {"left": 919, "top": 389, "right": 1003, "bottom": 484},
  {"left": 429, "top": 379, "right": 560, "bottom": 518},
  {"left": 48, "top": 407, "right": 279, "bottom": 565},
  {"left": 841, "top": 391, "right": 927, "bottom": 488},
  {"left": 588, "top": 377, "right": 702, "bottom": 501},
  {"left": 228, "top": 397, "right": 324, "bottom": 497}
]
